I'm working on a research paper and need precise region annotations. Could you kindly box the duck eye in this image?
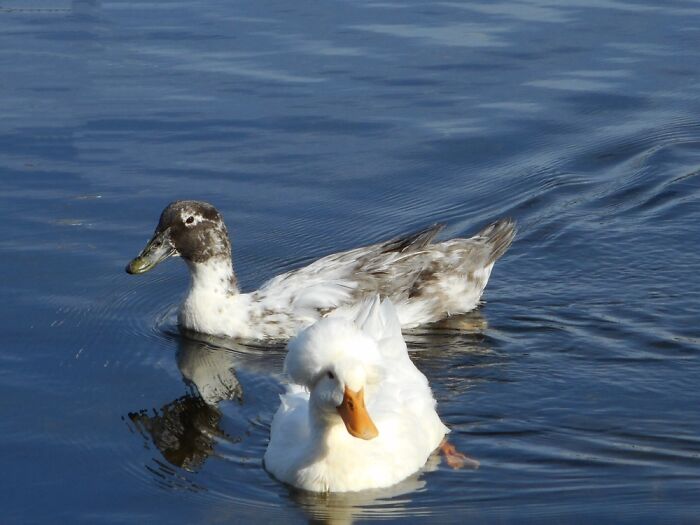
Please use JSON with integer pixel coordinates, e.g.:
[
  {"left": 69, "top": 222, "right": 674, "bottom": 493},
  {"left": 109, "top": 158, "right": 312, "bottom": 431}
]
[
  {"left": 327, "top": 371, "right": 335, "bottom": 380},
  {"left": 185, "top": 216, "right": 194, "bottom": 224}
]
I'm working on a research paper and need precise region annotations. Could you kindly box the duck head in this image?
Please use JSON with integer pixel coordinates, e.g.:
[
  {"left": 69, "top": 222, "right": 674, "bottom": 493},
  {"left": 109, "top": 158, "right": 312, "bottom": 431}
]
[
  {"left": 286, "top": 318, "right": 384, "bottom": 440},
  {"left": 126, "top": 201, "right": 231, "bottom": 274}
]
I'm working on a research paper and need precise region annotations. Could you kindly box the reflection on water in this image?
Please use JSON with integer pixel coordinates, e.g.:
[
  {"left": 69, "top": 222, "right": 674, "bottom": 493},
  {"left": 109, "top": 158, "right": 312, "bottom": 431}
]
[
  {"left": 127, "top": 321, "right": 491, "bottom": 520},
  {"left": 127, "top": 333, "right": 280, "bottom": 474},
  {"left": 129, "top": 395, "right": 224, "bottom": 473},
  {"left": 289, "top": 455, "right": 441, "bottom": 525},
  {"left": 2, "top": 0, "right": 700, "bottom": 522},
  {"left": 176, "top": 335, "right": 244, "bottom": 406}
]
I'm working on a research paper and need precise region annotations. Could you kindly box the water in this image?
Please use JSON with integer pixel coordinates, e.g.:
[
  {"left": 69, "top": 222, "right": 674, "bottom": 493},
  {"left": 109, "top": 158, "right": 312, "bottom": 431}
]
[{"left": 2, "top": 0, "right": 700, "bottom": 522}]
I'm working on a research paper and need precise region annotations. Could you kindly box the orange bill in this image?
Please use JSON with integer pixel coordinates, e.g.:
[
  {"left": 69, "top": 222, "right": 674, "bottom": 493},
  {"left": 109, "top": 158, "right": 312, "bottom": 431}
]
[{"left": 336, "top": 386, "right": 379, "bottom": 440}]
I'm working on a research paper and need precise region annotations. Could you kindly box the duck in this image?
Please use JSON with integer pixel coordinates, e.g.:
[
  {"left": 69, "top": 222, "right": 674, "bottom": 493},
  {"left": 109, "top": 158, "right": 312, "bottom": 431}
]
[
  {"left": 126, "top": 200, "right": 515, "bottom": 341},
  {"left": 264, "top": 296, "right": 475, "bottom": 493}
]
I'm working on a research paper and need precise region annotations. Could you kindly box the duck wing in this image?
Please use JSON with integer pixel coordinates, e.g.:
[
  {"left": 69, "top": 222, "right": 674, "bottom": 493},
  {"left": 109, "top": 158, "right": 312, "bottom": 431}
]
[
  {"left": 253, "top": 225, "right": 445, "bottom": 320},
  {"left": 351, "top": 219, "right": 516, "bottom": 304},
  {"left": 254, "top": 219, "right": 514, "bottom": 325},
  {"left": 355, "top": 297, "right": 449, "bottom": 454}
]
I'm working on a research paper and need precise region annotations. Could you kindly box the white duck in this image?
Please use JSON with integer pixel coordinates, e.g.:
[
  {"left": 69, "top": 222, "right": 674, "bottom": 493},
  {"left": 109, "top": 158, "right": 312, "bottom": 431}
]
[
  {"left": 126, "top": 200, "right": 515, "bottom": 341},
  {"left": 264, "top": 297, "right": 474, "bottom": 493}
]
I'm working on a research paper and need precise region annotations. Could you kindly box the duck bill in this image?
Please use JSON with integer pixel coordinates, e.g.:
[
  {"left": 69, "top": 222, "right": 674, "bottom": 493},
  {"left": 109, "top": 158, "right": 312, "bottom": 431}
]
[
  {"left": 126, "top": 228, "right": 176, "bottom": 274},
  {"left": 336, "top": 386, "right": 379, "bottom": 440}
]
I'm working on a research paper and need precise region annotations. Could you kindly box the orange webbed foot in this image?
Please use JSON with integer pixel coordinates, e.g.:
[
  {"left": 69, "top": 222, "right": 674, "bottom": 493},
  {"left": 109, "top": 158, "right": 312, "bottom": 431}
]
[{"left": 440, "top": 440, "right": 480, "bottom": 470}]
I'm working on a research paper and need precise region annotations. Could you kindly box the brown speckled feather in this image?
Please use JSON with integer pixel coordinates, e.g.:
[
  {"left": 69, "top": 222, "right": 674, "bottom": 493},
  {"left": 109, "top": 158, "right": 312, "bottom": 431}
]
[{"left": 255, "top": 218, "right": 516, "bottom": 327}]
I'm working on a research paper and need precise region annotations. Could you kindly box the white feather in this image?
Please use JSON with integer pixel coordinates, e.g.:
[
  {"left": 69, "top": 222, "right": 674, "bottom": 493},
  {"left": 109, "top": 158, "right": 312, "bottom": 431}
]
[{"left": 264, "top": 297, "right": 449, "bottom": 493}]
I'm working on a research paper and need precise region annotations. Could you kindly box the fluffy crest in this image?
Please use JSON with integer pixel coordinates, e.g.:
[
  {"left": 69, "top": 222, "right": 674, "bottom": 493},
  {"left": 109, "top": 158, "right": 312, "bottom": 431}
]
[
  {"left": 284, "top": 296, "right": 405, "bottom": 389},
  {"left": 285, "top": 320, "right": 382, "bottom": 390}
]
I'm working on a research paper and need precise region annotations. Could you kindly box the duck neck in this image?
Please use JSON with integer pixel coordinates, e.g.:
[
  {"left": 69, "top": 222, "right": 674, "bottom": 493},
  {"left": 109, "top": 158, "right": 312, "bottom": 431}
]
[
  {"left": 186, "top": 255, "right": 239, "bottom": 297},
  {"left": 179, "top": 255, "right": 254, "bottom": 338},
  {"left": 308, "top": 401, "right": 347, "bottom": 448}
]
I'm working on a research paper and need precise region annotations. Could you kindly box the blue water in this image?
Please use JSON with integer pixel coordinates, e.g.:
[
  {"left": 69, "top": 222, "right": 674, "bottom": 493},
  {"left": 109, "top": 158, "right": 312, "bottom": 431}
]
[{"left": 2, "top": 0, "right": 700, "bottom": 523}]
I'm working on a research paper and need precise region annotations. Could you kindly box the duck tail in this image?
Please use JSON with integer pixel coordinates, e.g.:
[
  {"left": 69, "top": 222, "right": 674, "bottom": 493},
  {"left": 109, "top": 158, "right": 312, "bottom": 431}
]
[
  {"left": 477, "top": 217, "right": 517, "bottom": 264},
  {"left": 380, "top": 223, "right": 445, "bottom": 254}
]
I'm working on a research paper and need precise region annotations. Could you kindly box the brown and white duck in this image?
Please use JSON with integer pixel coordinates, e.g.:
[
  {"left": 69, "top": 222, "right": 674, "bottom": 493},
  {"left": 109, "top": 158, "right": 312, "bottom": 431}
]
[{"left": 126, "top": 200, "right": 515, "bottom": 341}]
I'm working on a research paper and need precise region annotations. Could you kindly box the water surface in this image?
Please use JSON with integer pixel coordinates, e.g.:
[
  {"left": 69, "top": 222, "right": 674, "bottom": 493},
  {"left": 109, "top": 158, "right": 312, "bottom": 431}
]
[{"left": 2, "top": 0, "right": 700, "bottom": 523}]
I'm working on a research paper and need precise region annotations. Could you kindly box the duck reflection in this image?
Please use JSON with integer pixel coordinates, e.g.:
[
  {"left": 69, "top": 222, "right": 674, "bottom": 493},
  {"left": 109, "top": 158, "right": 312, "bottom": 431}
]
[
  {"left": 290, "top": 454, "right": 442, "bottom": 525},
  {"left": 176, "top": 333, "right": 244, "bottom": 406},
  {"left": 406, "top": 309, "right": 488, "bottom": 343},
  {"left": 128, "top": 332, "right": 282, "bottom": 472},
  {"left": 406, "top": 309, "right": 502, "bottom": 401},
  {"left": 129, "top": 394, "right": 223, "bottom": 472}
]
